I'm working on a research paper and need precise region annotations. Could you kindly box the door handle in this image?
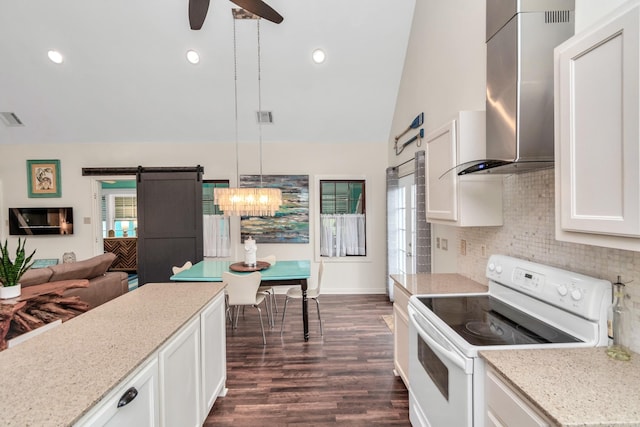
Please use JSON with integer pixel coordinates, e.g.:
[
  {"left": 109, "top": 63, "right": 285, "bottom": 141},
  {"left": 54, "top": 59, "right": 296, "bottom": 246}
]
[
  {"left": 117, "top": 387, "right": 138, "bottom": 408},
  {"left": 409, "top": 307, "right": 473, "bottom": 374}
]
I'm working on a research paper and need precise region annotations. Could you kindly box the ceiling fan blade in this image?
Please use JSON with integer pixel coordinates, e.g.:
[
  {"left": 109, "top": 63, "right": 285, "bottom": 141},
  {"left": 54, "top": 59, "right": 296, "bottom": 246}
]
[
  {"left": 189, "top": 0, "right": 210, "bottom": 30},
  {"left": 230, "top": 0, "right": 283, "bottom": 24}
]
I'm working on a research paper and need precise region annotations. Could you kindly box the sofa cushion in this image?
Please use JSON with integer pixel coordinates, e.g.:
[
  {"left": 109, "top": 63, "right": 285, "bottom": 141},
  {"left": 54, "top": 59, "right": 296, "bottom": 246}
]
[
  {"left": 64, "top": 272, "right": 128, "bottom": 309},
  {"left": 49, "top": 253, "right": 117, "bottom": 282},
  {"left": 19, "top": 267, "right": 54, "bottom": 287}
]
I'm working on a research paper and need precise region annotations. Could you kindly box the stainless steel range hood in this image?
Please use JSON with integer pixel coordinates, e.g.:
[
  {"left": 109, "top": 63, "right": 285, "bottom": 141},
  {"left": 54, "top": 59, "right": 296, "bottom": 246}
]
[{"left": 457, "top": 0, "right": 575, "bottom": 176}]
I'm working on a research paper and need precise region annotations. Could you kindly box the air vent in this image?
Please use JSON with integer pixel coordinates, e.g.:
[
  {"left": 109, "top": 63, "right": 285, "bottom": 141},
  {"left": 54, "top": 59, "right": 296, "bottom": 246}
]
[
  {"left": 256, "top": 111, "right": 273, "bottom": 124},
  {"left": 545, "top": 10, "right": 571, "bottom": 24},
  {"left": 0, "top": 112, "right": 24, "bottom": 127}
]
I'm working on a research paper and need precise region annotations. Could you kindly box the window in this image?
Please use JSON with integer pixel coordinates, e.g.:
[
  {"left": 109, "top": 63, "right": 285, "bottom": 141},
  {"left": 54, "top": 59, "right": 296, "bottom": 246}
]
[
  {"left": 100, "top": 181, "right": 137, "bottom": 238},
  {"left": 203, "top": 180, "right": 230, "bottom": 257},
  {"left": 203, "top": 180, "right": 228, "bottom": 215},
  {"left": 114, "top": 195, "right": 137, "bottom": 237},
  {"left": 319, "top": 179, "right": 366, "bottom": 257}
]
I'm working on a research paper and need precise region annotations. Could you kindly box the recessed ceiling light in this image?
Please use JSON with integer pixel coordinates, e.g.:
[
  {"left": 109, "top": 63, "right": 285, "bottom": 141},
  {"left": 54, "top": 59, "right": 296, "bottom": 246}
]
[
  {"left": 312, "top": 48, "right": 326, "bottom": 64},
  {"left": 47, "top": 50, "right": 64, "bottom": 64},
  {"left": 186, "top": 50, "right": 200, "bottom": 64}
]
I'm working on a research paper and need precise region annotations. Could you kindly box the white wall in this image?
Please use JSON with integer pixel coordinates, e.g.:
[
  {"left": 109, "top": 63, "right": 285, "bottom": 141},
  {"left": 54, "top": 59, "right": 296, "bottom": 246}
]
[
  {"left": 390, "top": 0, "right": 640, "bottom": 352},
  {"left": 575, "top": 0, "right": 627, "bottom": 32},
  {"left": 389, "top": 0, "right": 487, "bottom": 273},
  {"left": 0, "top": 140, "right": 388, "bottom": 294}
]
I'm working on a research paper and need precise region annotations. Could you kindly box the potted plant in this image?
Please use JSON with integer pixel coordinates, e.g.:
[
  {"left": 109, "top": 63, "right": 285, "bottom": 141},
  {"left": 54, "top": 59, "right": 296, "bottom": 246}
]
[{"left": 0, "top": 238, "right": 36, "bottom": 299}]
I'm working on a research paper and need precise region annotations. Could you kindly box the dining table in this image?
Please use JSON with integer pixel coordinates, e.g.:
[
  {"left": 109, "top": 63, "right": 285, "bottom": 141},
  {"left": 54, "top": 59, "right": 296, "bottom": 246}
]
[{"left": 170, "top": 259, "right": 312, "bottom": 341}]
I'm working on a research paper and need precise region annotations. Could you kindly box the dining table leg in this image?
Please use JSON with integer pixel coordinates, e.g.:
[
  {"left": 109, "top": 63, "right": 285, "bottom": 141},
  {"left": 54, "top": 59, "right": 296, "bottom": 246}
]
[{"left": 301, "top": 279, "right": 309, "bottom": 341}]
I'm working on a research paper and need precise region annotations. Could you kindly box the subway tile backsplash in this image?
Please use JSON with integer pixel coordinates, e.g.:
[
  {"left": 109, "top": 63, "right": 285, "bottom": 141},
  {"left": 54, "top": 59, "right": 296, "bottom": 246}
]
[{"left": 457, "top": 168, "right": 640, "bottom": 353}]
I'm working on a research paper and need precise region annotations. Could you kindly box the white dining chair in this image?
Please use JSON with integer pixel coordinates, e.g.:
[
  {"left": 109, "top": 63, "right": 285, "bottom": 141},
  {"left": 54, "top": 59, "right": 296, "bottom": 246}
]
[
  {"left": 281, "top": 260, "right": 324, "bottom": 336},
  {"left": 223, "top": 271, "right": 269, "bottom": 345},
  {"left": 171, "top": 261, "right": 192, "bottom": 275},
  {"left": 257, "top": 254, "right": 278, "bottom": 324}
]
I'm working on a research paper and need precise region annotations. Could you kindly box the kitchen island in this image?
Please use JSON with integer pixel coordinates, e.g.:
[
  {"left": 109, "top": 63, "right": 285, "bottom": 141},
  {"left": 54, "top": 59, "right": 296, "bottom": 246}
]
[
  {"left": 481, "top": 347, "right": 640, "bottom": 426},
  {"left": 390, "top": 273, "right": 487, "bottom": 387},
  {"left": 0, "top": 281, "right": 227, "bottom": 426}
]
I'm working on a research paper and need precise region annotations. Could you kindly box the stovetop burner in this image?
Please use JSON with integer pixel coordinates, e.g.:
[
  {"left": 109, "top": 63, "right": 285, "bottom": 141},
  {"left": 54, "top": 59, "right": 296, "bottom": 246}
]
[
  {"left": 465, "top": 321, "right": 506, "bottom": 341},
  {"left": 417, "top": 295, "right": 581, "bottom": 347}
]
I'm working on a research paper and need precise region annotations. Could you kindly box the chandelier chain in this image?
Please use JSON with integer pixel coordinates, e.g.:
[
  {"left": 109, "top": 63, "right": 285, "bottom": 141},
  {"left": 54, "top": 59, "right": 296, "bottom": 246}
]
[
  {"left": 233, "top": 17, "right": 240, "bottom": 188},
  {"left": 213, "top": 11, "right": 282, "bottom": 217},
  {"left": 257, "top": 19, "right": 264, "bottom": 187}
]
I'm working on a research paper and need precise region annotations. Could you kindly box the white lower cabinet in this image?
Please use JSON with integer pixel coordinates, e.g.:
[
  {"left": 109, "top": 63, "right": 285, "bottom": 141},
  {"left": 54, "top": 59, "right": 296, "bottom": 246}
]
[
  {"left": 75, "top": 358, "right": 159, "bottom": 427},
  {"left": 393, "top": 283, "right": 409, "bottom": 387},
  {"left": 159, "top": 316, "right": 202, "bottom": 427},
  {"left": 74, "top": 291, "right": 226, "bottom": 427},
  {"left": 200, "top": 292, "right": 227, "bottom": 423},
  {"left": 485, "top": 368, "right": 551, "bottom": 427}
]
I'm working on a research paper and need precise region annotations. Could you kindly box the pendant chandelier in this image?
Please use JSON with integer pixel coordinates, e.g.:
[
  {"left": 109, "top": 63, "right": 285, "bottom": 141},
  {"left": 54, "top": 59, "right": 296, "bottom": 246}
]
[{"left": 214, "top": 10, "right": 282, "bottom": 217}]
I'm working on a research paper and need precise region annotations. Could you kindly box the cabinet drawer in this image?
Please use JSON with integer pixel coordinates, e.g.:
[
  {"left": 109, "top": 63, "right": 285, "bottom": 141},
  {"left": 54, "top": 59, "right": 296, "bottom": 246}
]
[
  {"left": 394, "top": 284, "right": 410, "bottom": 313},
  {"left": 75, "top": 358, "right": 159, "bottom": 427},
  {"left": 485, "top": 370, "right": 550, "bottom": 427}
]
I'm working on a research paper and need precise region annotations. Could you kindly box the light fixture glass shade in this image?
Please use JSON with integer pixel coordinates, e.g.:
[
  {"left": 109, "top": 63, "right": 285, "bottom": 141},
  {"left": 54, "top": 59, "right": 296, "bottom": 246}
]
[{"left": 214, "top": 187, "right": 282, "bottom": 217}]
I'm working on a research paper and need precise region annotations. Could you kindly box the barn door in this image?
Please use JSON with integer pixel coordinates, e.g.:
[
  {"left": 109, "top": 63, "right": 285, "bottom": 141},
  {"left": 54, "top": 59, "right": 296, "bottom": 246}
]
[{"left": 136, "top": 167, "right": 203, "bottom": 285}]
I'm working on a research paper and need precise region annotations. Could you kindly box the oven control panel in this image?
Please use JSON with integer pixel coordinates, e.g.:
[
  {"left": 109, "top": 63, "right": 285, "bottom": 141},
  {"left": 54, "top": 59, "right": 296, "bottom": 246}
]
[
  {"left": 512, "top": 267, "right": 544, "bottom": 291},
  {"left": 486, "top": 254, "right": 612, "bottom": 320}
]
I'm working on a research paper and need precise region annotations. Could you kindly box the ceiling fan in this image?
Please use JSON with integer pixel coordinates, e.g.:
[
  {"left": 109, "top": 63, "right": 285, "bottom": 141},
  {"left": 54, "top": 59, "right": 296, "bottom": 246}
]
[{"left": 189, "top": 0, "right": 284, "bottom": 30}]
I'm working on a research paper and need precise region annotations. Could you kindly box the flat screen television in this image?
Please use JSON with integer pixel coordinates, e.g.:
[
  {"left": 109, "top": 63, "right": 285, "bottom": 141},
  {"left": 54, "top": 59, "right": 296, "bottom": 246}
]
[{"left": 8, "top": 207, "right": 74, "bottom": 235}]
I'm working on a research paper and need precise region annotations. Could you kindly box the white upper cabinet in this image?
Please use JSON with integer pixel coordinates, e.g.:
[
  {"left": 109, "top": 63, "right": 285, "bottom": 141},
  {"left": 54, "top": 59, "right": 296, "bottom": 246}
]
[
  {"left": 426, "top": 111, "right": 503, "bottom": 227},
  {"left": 555, "top": 0, "right": 640, "bottom": 250}
]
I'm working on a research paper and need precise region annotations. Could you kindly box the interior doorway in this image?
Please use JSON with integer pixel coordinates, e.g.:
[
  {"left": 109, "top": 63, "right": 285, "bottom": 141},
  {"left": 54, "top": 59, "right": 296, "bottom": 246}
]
[
  {"left": 386, "top": 150, "right": 430, "bottom": 301},
  {"left": 397, "top": 174, "right": 417, "bottom": 276},
  {"left": 91, "top": 177, "right": 139, "bottom": 288}
]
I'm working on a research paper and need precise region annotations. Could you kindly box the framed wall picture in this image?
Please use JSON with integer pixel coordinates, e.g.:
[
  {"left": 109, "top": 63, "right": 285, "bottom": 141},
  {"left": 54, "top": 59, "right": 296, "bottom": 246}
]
[
  {"left": 27, "top": 159, "right": 61, "bottom": 198},
  {"left": 240, "top": 174, "right": 309, "bottom": 244}
]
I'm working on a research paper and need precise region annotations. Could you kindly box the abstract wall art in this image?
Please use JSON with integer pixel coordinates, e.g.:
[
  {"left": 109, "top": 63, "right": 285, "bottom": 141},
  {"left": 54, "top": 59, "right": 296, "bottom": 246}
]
[{"left": 240, "top": 174, "right": 309, "bottom": 244}]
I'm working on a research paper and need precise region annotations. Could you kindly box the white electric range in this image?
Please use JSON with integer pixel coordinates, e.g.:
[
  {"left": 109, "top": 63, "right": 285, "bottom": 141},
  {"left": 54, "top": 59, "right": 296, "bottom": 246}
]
[{"left": 407, "top": 255, "right": 612, "bottom": 427}]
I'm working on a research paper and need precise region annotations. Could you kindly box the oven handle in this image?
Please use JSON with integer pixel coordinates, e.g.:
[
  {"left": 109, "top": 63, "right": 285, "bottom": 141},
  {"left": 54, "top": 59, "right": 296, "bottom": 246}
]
[{"left": 410, "top": 310, "right": 473, "bottom": 374}]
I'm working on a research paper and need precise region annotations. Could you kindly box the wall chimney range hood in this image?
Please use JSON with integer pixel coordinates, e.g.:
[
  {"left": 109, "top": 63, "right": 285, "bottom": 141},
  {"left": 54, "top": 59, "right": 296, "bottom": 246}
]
[{"left": 457, "top": 0, "right": 575, "bottom": 176}]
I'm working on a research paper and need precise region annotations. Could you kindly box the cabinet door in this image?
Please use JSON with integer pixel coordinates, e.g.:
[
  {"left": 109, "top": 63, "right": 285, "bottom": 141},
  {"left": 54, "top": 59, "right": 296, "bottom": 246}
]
[
  {"left": 393, "top": 284, "right": 410, "bottom": 387},
  {"left": 200, "top": 292, "right": 227, "bottom": 422},
  {"left": 556, "top": 2, "right": 640, "bottom": 238},
  {"left": 426, "top": 120, "right": 458, "bottom": 221},
  {"left": 159, "top": 317, "right": 201, "bottom": 427},
  {"left": 75, "top": 358, "right": 159, "bottom": 427}
]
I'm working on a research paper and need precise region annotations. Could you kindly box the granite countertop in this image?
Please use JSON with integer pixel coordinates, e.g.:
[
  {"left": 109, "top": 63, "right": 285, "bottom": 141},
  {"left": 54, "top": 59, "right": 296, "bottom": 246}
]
[
  {"left": 0, "top": 282, "right": 226, "bottom": 427},
  {"left": 390, "top": 272, "right": 487, "bottom": 296},
  {"left": 481, "top": 347, "right": 640, "bottom": 426}
]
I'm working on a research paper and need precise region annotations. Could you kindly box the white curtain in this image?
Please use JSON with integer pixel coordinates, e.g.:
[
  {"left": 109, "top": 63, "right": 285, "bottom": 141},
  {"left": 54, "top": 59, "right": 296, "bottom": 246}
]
[
  {"left": 203, "top": 214, "right": 230, "bottom": 257},
  {"left": 320, "top": 214, "right": 366, "bottom": 257}
]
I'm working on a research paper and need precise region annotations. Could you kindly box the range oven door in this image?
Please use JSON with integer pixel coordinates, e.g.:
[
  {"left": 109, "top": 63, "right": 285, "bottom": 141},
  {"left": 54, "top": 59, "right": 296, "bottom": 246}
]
[{"left": 408, "top": 304, "right": 474, "bottom": 427}]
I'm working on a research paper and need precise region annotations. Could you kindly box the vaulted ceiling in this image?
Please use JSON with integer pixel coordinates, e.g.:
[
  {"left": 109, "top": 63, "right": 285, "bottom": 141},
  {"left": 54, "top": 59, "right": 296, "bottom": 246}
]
[{"left": 0, "top": 0, "right": 415, "bottom": 146}]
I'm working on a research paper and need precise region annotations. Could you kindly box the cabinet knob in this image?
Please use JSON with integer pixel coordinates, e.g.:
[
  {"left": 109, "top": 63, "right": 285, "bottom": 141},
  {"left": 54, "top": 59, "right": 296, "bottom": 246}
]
[{"left": 117, "top": 387, "right": 139, "bottom": 408}]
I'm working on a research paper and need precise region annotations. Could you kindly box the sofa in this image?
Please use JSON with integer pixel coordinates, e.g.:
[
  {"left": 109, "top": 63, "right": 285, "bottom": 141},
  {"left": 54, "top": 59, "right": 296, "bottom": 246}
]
[{"left": 19, "top": 252, "right": 129, "bottom": 309}]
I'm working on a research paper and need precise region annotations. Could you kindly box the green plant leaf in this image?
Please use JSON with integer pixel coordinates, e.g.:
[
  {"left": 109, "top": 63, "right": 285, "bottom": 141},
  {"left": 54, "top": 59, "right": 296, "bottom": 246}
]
[{"left": 0, "top": 238, "right": 36, "bottom": 287}]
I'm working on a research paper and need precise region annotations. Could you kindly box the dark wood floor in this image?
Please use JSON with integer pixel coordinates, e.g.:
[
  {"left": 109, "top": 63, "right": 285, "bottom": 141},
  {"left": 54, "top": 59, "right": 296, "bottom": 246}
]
[{"left": 204, "top": 294, "right": 410, "bottom": 426}]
